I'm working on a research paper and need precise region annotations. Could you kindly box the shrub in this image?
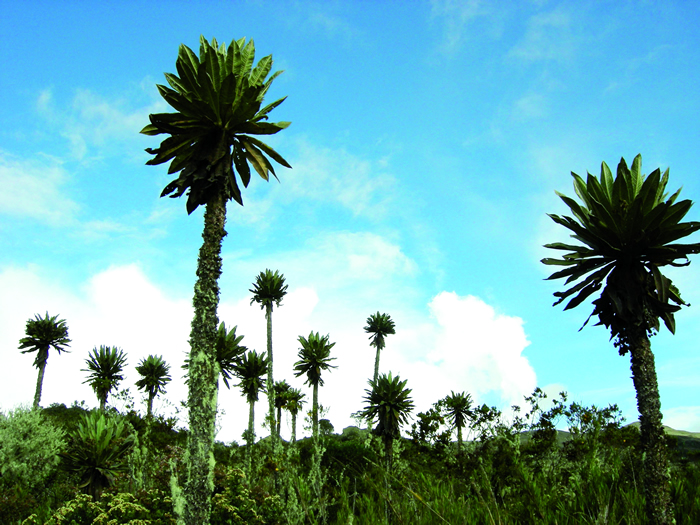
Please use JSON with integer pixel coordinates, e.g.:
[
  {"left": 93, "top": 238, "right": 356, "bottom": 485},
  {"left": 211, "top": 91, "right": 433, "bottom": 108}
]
[
  {"left": 0, "top": 405, "right": 66, "bottom": 492},
  {"left": 22, "top": 490, "right": 178, "bottom": 525},
  {"left": 59, "top": 411, "right": 136, "bottom": 499}
]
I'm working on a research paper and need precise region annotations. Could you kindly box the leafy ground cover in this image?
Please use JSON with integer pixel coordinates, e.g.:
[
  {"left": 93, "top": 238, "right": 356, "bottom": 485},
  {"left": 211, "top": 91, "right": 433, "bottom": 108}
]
[{"left": 2, "top": 392, "right": 699, "bottom": 525}]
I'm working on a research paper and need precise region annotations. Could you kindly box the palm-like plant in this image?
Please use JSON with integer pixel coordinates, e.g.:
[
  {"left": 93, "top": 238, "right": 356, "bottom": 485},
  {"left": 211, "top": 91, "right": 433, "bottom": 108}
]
[
  {"left": 232, "top": 350, "right": 269, "bottom": 457},
  {"left": 141, "top": 35, "right": 290, "bottom": 524},
  {"left": 135, "top": 355, "right": 172, "bottom": 418},
  {"left": 364, "top": 312, "right": 395, "bottom": 384},
  {"left": 542, "top": 154, "right": 700, "bottom": 525},
  {"left": 273, "top": 379, "right": 292, "bottom": 438},
  {"left": 250, "top": 269, "right": 288, "bottom": 441},
  {"left": 293, "top": 332, "right": 337, "bottom": 441},
  {"left": 82, "top": 346, "right": 127, "bottom": 412},
  {"left": 182, "top": 322, "right": 247, "bottom": 389},
  {"left": 285, "top": 387, "right": 306, "bottom": 444},
  {"left": 442, "top": 391, "right": 473, "bottom": 453},
  {"left": 360, "top": 372, "right": 414, "bottom": 524},
  {"left": 59, "top": 411, "right": 135, "bottom": 500},
  {"left": 19, "top": 312, "right": 71, "bottom": 409}
]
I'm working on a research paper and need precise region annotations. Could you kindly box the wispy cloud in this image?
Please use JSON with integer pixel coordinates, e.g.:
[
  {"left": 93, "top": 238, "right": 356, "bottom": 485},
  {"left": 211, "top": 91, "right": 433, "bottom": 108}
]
[
  {"left": 430, "top": 0, "right": 498, "bottom": 53},
  {"left": 35, "top": 86, "right": 166, "bottom": 163},
  {"left": 0, "top": 151, "right": 80, "bottom": 225},
  {"left": 225, "top": 138, "right": 399, "bottom": 227},
  {"left": 509, "top": 6, "right": 577, "bottom": 63}
]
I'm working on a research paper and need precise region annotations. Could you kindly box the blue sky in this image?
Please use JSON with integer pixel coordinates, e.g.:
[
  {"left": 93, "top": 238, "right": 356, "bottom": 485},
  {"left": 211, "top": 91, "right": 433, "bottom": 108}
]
[{"left": 2, "top": 0, "right": 700, "bottom": 443}]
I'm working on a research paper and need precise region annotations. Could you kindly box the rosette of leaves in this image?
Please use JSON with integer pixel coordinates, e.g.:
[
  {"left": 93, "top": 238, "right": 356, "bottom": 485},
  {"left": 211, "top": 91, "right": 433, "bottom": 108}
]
[
  {"left": 141, "top": 36, "right": 291, "bottom": 214},
  {"left": 542, "top": 154, "right": 700, "bottom": 346},
  {"left": 59, "top": 411, "right": 135, "bottom": 499}
]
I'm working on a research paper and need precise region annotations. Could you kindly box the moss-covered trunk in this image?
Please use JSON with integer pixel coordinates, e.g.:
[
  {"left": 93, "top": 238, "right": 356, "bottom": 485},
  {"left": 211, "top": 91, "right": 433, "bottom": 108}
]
[
  {"left": 147, "top": 391, "right": 155, "bottom": 419},
  {"left": 312, "top": 383, "right": 319, "bottom": 441},
  {"left": 291, "top": 412, "right": 297, "bottom": 444},
  {"left": 33, "top": 351, "right": 48, "bottom": 409},
  {"left": 373, "top": 343, "right": 382, "bottom": 384},
  {"left": 385, "top": 435, "right": 393, "bottom": 525},
  {"left": 266, "top": 303, "right": 275, "bottom": 440},
  {"left": 629, "top": 328, "right": 674, "bottom": 525},
  {"left": 277, "top": 406, "right": 282, "bottom": 437},
  {"left": 247, "top": 398, "right": 255, "bottom": 476},
  {"left": 183, "top": 192, "right": 226, "bottom": 525}
]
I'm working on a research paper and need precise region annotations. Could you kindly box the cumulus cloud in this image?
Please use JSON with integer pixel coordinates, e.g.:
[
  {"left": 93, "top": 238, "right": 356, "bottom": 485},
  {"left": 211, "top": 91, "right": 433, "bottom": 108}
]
[
  {"left": 1, "top": 229, "right": 541, "bottom": 442},
  {"left": 0, "top": 152, "right": 79, "bottom": 225},
  {"left": 390, "top": 292, "right": 537, "bottom": 411}
]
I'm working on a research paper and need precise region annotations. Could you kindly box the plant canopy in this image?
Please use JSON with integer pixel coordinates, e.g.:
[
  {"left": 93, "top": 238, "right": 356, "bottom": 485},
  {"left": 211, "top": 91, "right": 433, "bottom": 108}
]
[
  {"left": 141, "top": 36, "right": 291, "bottom": 214},
  {"left": 542, "top": 154, "right": 700, "bottom": 351}
]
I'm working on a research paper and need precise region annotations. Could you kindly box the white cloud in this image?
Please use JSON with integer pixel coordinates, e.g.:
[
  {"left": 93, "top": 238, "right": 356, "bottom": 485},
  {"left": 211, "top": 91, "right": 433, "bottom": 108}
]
[
  {"left": 286, "top": 139, "right": 397, "bottom": 218},
  {"left": 0, "top": 264, "right": 192, "bottom": 421},
  {"left": 408, "top": 291, "right": 536, "bottom": 408},
  {"left": 0, "top": 152, "right": 80, "bottom": 225}
]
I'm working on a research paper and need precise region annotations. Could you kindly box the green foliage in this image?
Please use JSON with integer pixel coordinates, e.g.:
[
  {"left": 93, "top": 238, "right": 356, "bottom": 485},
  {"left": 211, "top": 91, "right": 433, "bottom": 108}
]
[
  {"left": 360, "top": 373, "right": 414, "bottom": 442},
  {"left": 7, "top": 390, "right": 700, "bottom": 524},
  {"left": 19, "top": 312, "right": 71, "bottom": 408},
  {"left": 363, "top": 312, "right": 395, "bottom": 351},
  {"left": 141, "top": 36, "right": 292, "bottom": 213},
  {"left": 18, "top": 312, "right": 72, "bottom": 368},
  {"left": 0, "top": 406, "right": 68, "bottom": 523},
  {"left": 250, "top": 269, "right": 288, "bottom": 311},
  {"left": 82, "top": 346, "right": 128, "bottom": 410},
  {"left": 59, "top": 411, "right": 136, "bottom": 499},
  {"left": 183, "top": 322, "right": 247, "bottom": 389},
  {"left": 0, "top": 405, "right": 66, "bottom": 492},
  {"left": 233, "top": 349, "right": 269, "bottom": 403},
  {"left": 23, "top": 490, "right": 178, "bottom": 525},
  {"left": 135, "top": 355, "right": 172, "bottom": 417},
  {"left": 542, "top": 154, "right": 700, "bottom": 348},
  {"left": 293, "top": 332, "right": 337, "bottom": 389}
]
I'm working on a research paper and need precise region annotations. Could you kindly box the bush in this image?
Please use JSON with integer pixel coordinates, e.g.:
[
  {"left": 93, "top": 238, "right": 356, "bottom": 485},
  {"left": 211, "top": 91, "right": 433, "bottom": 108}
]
[
  {"left": 0, "top": 405, "right": 66, "bottom": 492},
  {"left": 0, "top": 405, "right": 69, "bottom": 523},
  {"left": 22, "top": 490, "right": 178, "bottom": 525}
]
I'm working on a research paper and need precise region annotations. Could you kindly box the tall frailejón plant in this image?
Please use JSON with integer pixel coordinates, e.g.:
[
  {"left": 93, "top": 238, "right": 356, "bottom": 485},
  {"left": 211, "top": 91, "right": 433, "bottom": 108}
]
[
  {"left": 250, "top": 269, "right": 288, "bottom": 441},
  {"left": 293, "top": 332, "right": 336, "bottom": 441},
  {"left": 135, "top": 355, "right": 172, "bottom": 418},
  {"left": 141, "top": 35, "right": 291, "bottom": 525},
  {"left": 286, "top": 387, "right": 306, "bottom": 444},
  {"left": 232, "top": 349, "right": 269, "bottom": 475},
  {"left": 82, "top": 346, "right": 127, "bottom": 412},
  {"left": 443, "top": 391, "right": 473, "bottom": 454},
  {"left": 19, "top": 312, "right": 71, "bottom": 409},
  {"left": 360, "top": 372, "right": 414, "bottom": 524},
  {"left": 364, "top": 312, "right": 395, "bottom": 385},
  {"left": 542, "top": 154, "right": 700, "bottom": 525}
]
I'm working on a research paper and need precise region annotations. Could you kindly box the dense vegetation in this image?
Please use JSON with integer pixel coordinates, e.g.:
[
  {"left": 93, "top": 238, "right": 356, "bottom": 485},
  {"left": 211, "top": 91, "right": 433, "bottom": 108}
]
[{"left": 1, "top": 388, "right": 699, "bottom": 524}]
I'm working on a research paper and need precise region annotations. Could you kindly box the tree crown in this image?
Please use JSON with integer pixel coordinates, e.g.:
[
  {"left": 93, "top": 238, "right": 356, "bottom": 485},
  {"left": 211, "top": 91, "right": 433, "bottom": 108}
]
[
  {"left": 293, "top": 332, "right": 337, "bottom": 388},
  {"left": 542, "top": 154, "right": 700, "bottom": 351},
  {"left": 249, "top": 269, "right": 288, "bottom": 311},
  {"left": 141, "top": 35, "right": 291, "bottom": 213},
  {"left": 19, "top": 312, "right": 71, "bottom": 368}
]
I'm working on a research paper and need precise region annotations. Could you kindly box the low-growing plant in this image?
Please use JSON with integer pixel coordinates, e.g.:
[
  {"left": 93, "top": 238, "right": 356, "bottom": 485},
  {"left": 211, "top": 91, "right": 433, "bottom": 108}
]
[{"left": 59, "top": 410, "right": 136, "bottom": 499}]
